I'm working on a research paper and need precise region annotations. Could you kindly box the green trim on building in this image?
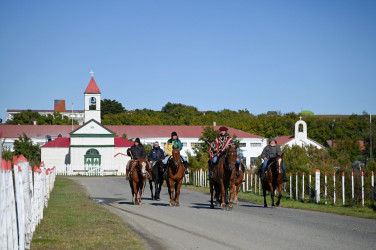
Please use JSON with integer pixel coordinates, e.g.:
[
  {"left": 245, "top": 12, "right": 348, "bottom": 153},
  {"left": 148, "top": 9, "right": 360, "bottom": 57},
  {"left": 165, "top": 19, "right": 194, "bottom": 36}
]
[
  {"left": 70, "top": 145, "right": 115, "bottom": 148},
  {"left": 70, "top": 134, "right": 115, "bottom": 138}
]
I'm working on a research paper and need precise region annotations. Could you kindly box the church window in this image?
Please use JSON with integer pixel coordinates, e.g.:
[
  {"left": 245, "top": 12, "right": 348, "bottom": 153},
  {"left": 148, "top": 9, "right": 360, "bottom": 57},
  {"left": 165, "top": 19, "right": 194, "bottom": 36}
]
[
  {"left": 89, "top": 97, "right": 97, "bottom": 110},
  {"left": 84, "top": 148, "right": 101, "bottom": 165},
  {"left": 299, "top": 124, "right": 303, "bottom": 132}
]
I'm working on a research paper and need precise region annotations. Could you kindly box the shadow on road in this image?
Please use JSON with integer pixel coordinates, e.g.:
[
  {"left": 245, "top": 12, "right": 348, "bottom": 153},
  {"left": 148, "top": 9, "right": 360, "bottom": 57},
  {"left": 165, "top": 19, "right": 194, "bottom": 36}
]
[
  {"left": 150, "top": 203, "right": 170, "bottom": 207},
  {"left": 189, "top": 203, "right": 217, "bottom": 209},
  {"left": 240, "top": 204, "right": 264, "bottom": 208}
]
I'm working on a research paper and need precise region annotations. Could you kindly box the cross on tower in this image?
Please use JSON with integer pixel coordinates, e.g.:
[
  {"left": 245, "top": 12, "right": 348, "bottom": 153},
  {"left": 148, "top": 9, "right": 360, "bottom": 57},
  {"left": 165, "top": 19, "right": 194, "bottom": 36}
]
[
  {"left": 89, "top": 70, "right": 95, "bottom": 77},
  {"left": 299, "top": 116, "right": 302, "bottom": 120}
]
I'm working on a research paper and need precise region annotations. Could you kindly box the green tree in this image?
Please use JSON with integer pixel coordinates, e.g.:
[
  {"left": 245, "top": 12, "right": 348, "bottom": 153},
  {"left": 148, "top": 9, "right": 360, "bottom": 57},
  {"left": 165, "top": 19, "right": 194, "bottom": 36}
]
[
  {"left": 101, "top": 99, "right": 125, "bottom": 119},
  {"left": 13, "top": 133, "right": 41, "bottom": 165}
]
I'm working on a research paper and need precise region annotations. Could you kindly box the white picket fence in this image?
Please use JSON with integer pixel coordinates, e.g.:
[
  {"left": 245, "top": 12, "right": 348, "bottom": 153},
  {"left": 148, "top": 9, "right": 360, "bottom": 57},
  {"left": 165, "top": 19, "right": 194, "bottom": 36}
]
[
  {"left": 0, "top": 157, "right": 56, "bottom": 250},
  {"left": 55, "top": 164, "right": 125, "bottom": 176},
  {"left": 192, "top": 169, "right": 375, "bottom": 207}
]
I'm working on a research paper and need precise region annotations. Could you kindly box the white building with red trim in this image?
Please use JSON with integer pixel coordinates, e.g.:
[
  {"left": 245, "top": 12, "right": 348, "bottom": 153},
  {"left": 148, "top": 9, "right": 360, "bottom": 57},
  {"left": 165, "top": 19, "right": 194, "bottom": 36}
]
[{"left": 0, "top": 76, "right": 267, "bottom": 170}]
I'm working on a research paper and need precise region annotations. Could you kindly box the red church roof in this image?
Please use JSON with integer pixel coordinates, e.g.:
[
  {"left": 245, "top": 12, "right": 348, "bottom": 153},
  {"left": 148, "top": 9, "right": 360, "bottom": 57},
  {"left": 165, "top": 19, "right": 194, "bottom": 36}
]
[
  {"left": 84, "top": 77, "right": 101, "bottom": 94},
  {"left": 275, "top": 135, "right": 294, "bottom": 145},
  {"left": 41, "top": 137, "right": 133, "bottom": 148}
]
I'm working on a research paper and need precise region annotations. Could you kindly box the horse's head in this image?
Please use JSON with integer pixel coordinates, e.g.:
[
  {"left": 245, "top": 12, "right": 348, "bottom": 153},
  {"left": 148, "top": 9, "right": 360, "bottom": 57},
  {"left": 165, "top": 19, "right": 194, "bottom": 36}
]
[
  {"left": 226, "top": 144, "right": 237, "bottom": 169},
  {"left": 137, "top": 158, "right": 148, "bottom": 176},
  {"left": 275, "top": 154, "right": 284, "bottom": 174},
  {"left": 171, "top": 145, "right": 181, "bottom": 166}
]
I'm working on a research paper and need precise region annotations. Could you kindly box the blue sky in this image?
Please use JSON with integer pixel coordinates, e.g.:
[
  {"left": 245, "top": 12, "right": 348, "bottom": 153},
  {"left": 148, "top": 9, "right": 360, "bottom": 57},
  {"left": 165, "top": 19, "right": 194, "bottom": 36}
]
[{"left": 1, "top": 0, "right": 375, "bottom": 122}]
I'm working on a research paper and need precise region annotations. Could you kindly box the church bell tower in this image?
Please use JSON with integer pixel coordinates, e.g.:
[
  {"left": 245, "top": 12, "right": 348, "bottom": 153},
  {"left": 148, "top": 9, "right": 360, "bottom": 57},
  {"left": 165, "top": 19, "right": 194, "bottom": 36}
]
[{"left": 84, "top": 72, "right": 101, "bottom": 123}]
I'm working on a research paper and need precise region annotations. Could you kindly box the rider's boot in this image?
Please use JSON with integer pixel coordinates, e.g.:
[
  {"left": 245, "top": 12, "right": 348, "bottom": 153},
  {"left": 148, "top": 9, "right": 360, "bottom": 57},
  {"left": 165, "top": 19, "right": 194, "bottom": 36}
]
[
  {"left": 283, "top": 169, "right": 288, "bottom": 182},
  {"left": 259, "top": 167, "right": 266, "bottom": 182},
  {"left": 183, "top": 161, "right": 189, "bottom": 174},
  {"left": 126, "top": 168, "right": 130, "bottom": 180}
]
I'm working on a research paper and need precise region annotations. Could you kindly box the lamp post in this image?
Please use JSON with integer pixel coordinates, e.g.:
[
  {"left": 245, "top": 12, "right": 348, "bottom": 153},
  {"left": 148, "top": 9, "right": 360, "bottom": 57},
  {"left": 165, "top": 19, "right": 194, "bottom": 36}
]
[{"left": 331, "top": 119, "right": 335, "bottom": 150}]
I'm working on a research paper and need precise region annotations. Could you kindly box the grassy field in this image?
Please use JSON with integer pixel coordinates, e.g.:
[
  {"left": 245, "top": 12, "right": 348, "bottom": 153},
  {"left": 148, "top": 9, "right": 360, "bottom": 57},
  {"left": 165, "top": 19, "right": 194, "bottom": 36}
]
[
  {"left": 181, "top": 185, "right": 376, "bottom": 220},
  {"left": 31, "top": 177, "right": 145, "bottom": 249}
]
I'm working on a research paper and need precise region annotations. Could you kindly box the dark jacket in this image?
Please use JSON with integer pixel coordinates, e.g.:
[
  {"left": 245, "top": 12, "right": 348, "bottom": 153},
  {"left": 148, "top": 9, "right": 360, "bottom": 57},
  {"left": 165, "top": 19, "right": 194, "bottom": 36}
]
[
  {"left": 148, "top": 146, "right": 164, "bottom": 162},
  {"left": 127, "top": 145, "right": 146, "bottom": 160},
  {"left": 261, "top": 145, "right": 282, "bottom": 160}
]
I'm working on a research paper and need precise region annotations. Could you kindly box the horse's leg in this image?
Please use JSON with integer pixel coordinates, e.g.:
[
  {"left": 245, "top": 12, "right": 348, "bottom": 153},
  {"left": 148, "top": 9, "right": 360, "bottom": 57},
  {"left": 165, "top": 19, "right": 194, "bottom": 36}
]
[
  {"left": 271, "top": 187, "right": 275, "bottom": 207},
  {"left": 175, "top": 179, "right": 183, "bottom": 207},
  {"left": 234, "top": 181, "right": 241, "bottom": 205},
  {"left": 139, "top": 182, "right": 143, "bottom": 205},
  {"left": 276, "top": 183, "right": 283, "bottom": 207},
  {"left": 228, "top": 175, "right": 236, "bottom": 209},
  {"left": 210, "top": 180, "right": 214, "bottom": 209},
  {"left": 220, "top": 179, "right": 226, "bottom": 209},
  {"left": 149, "top": 180, "right": 154, "bottom": 200},
  {"left": 263, "top": 185, "right": 267, "bottom": 207},
  {"left": 168, "top": 178, "right": 175, "bottom": 206},
  {"left": 133, "top": 181, "right": 138, "bottom": 205}
]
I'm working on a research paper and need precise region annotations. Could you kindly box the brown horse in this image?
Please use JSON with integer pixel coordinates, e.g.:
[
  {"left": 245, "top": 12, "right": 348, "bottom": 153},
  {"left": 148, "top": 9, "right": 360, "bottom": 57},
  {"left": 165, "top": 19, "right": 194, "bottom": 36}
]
[
  {"left": 262, "top": 154, "right": 284, "bottom": 207},
  {"left": 166, "top": 145, "right": 185, "bottom": 206},
  {"left": 129, "top": 158, "right": 151, "bottom": 205},
  {"left": 234, "top": 162, "right": 245, "bottom": 205},
  {"left": 209, "top": 145, "right": 237, "bottom": 210}
]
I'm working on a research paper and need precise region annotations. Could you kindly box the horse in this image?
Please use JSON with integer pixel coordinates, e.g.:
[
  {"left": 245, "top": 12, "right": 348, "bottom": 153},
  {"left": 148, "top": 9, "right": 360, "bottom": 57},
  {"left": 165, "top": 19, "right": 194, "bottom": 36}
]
[
  {"left": 261, "top": 154, "right": 284, "bottom": 207},
  {"left": 128, "top": 158, "right": 151, "bottom": 205},
  {"left": 209, "top": 145, "right": 237, "bottom": 210},
  {"left": 166, "top": 145, "right": 185, "bottom": 206},
  {"left": 234, "top": 162, "right": 245, "bottom": 205},
  {"left": 148, "top": 159, "right": 165, "bottom": 200}
]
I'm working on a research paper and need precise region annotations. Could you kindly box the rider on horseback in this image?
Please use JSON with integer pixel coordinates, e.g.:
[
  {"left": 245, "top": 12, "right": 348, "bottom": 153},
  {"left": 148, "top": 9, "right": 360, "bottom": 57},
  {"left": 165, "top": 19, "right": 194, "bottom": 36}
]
[
  {"left": 163, "top": 132, "right": 189, "bottom": 174},
  {"left": 208, "top": 126, "right": 233, "bottom": 178},
  {"left": 126, "top": 138, "right": 148, "bottom": 180},
  {"left": 259, "top": 138, "right": 287, "bottom": 182},
  {"left": 231, "top": 141, "right": 245, "bottom": 179},
  {"left": 148, "top": 141, "right": 165, "bottom": 165}
]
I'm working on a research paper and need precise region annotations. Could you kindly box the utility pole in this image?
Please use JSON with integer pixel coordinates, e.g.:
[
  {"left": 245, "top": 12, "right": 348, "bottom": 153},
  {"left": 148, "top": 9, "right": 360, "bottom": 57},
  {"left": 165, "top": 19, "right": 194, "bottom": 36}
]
[{"left": 371, "top": 113, "right": 373, "bottom": 161}]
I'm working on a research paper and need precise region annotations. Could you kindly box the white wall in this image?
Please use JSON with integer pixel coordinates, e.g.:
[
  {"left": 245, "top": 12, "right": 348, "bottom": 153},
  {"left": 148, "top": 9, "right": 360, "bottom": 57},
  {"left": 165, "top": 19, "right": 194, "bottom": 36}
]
[{"left": 41, "top": 148, "right": 69, "bottom": 166}]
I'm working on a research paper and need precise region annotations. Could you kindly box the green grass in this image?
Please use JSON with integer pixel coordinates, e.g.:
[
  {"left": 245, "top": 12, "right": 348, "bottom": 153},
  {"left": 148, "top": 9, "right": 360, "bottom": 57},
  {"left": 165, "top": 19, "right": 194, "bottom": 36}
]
[
  {"left": 182, "top": 185, "right": 376, "bottom": 220},
  {"left": 31, "top": 177, "right": 145, "bottom": 250}
]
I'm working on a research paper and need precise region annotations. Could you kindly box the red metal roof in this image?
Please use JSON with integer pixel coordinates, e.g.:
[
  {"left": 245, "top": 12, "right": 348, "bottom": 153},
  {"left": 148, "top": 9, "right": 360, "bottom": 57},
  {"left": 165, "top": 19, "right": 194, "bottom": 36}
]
[
  {"left": 84, "top": 77, "right": 101, "bottom": 93},
  {"left": 41, "top": 137, "right": 133, "bottom": 148},
  {"left": 41, "top": 137, "right": 70, "bottom": 148},
  {"left": 275, "top": 135, "right": 294, "bottom": 145},
  {"left": 114, "top": 137, "right": 134, "bottom": 147},
  {"left": 0, "top": 125, "right": 264, "bottom": 139}
]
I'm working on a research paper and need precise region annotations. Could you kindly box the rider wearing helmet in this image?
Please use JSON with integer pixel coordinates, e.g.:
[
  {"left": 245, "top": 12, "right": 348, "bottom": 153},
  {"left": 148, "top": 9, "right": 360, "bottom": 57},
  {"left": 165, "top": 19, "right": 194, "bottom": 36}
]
[
  {"left": 126, "top": 138, "right": 147, "bottom": 180},
  {"left": 259, "top": 138, "right": 287, "bottom": 182},
  {"left": 208, "top": 126, "right": 233, "bottom": 178},
  {"left": 163, "top": 131, "right": 188, "bottom": 174}
]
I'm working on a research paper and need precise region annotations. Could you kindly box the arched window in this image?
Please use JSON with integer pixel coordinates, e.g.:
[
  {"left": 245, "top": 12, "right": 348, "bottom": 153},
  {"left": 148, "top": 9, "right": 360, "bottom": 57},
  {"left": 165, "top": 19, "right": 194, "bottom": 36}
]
[
  {"left": 89, "top": 97, "right": 96, "bottom": 110},
  {"left": 84, "top": 148, "right": 101, "bottom": 165},
  {"left": 299, "top": 124, "right": 303, "bottom": 132}
]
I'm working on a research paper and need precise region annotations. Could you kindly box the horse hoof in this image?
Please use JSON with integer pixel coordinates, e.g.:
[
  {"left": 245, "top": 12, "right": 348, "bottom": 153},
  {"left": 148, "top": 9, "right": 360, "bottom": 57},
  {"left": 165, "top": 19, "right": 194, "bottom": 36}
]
[
  {"left": 264, "top": 204, "right": 267, "bottom": 208},
  {"left": 272, "top": 205, "right": 276, "bottom": 208},
  {"left": 226, "top": 205, "right": 233, "bottom": 211},
  {"left": 176, "top": 203, "right": 180, "bottom": 207},
  {"left": 210, "top": 204, "right": 214, "bottom": 209}
]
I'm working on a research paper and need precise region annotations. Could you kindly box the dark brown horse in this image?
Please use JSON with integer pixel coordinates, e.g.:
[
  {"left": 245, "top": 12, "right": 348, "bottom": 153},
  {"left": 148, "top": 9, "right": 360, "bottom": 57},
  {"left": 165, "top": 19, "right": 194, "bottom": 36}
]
[
  {"left": 166, "top": 145, "right": 185, "bottom": 206},
  {"left": 234, "top": 162, "right": 245, "bottom": 205},
  {"left": 129, "top": 158, "right": 151, "bottom": 205},
  {"left": 209, "top": 145, "right": 237, "bottom": 210},
  {"left": 149, "top": 159, "right": 165, "bottom": 200},
  {"left": 262, "top": 154, "right": 284, "bottom": 207}
]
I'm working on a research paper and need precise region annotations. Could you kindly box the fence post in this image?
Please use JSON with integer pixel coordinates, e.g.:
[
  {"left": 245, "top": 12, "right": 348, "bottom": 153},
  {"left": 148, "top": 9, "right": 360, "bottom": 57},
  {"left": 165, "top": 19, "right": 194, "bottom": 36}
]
[
  {"left": 254, "top": 174, "right": 257, "bottom": 194},
  {"left": 342, "top": 172, "right": 345, "bottom": 206},
  {"left": 302, "top": 172, "right": 305, "bottom": 202},
  {"left": 333, "top": 172, "right": 336, "bottom": 205},
  {"left": 315, "top": 170, "right": 320, "bottom": 204},
  {"left": 250, "top": 173, "right": 253, "bottom": 192},
  {"left": 309, "top": 172, "right": 311, "bottom": 202},
  {"left": 13, "top": 163, "right": 25, "bottom": 250},
  {"left": 324, "top": 172, "right": 327, "bottom": 205},
  {"left": 361, "top": 172, "right": 364, "bottom": 207},
  {"left": 295, "top": 172, "right": 298, "bottom": 200},
  {"left": 289, "top": 173, "right": 292, "bottom": 200},
  {"left": 246, "top": 172, "right": 249, "bottom": 192},
  {"left": 372, "top": 171, "right": 374, "bottom": 208},
  {"left": 351, "top": 172, "right": 354, "bottom": 206}
]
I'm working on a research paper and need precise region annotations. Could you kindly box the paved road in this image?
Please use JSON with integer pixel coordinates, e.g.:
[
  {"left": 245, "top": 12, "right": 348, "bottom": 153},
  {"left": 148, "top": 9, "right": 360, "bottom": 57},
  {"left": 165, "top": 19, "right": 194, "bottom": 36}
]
[{"left": 70, "top": 177, "right": 376, "bottom": 250}]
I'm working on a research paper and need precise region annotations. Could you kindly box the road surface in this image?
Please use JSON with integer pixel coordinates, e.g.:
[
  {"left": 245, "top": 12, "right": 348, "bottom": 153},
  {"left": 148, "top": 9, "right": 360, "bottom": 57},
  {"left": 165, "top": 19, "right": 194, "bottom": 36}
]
[{"left": 70, "top": 177, "right": 376, "bottom": 250}]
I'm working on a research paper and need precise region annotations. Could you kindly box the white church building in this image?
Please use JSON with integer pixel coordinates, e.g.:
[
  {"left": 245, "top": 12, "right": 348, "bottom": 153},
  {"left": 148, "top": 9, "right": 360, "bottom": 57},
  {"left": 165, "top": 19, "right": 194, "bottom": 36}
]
[
  {"left": 0, "top": 75, "right": 268, "bottom": 174},
  {"left": 275, "top": 117, "right": 324, "bottom": 149}
]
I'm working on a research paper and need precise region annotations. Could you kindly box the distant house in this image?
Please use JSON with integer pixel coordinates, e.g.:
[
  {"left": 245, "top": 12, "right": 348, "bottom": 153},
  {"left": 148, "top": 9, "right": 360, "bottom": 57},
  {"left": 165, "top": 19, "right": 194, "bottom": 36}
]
[
  {"left": 324, "top": 140, "right": 365, "bottom": 151},
  {"left": 275, "top": 117, "right": 324, "bottom": 149}
]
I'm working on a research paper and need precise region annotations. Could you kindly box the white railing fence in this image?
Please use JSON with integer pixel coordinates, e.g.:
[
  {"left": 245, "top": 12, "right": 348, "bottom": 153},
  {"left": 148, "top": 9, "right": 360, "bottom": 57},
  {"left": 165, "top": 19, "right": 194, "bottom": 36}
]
[
  {"left": 0, "top": 157, "right": 56, "bottom": 250},
  {"left": 55, "top": 164, "right": 125, "bottom": 176},
  {"left": 191, "top": 169, "right": 375, "bottom": 208}
]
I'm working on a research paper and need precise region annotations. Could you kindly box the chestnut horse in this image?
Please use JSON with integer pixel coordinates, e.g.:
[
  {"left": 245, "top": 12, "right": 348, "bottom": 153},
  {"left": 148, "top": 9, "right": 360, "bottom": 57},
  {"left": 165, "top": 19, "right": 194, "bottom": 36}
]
[
  {"left": 129, "top": 158, "right": 151, "bottom": 205},
  {"left": 166, "top": 145, "right": 185, "bottom": 206},
  {"left": 234, "top": 162, "right": 245, "bottom": 205},
  {"left": 262, "top": 154, "right": 284, "bottom": 207},
  {"left": 209, "top": 145, "right": 237, "bottom": 210},
  {"left": 149, "top": 159, "right": 165, "bottom": 200}
]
